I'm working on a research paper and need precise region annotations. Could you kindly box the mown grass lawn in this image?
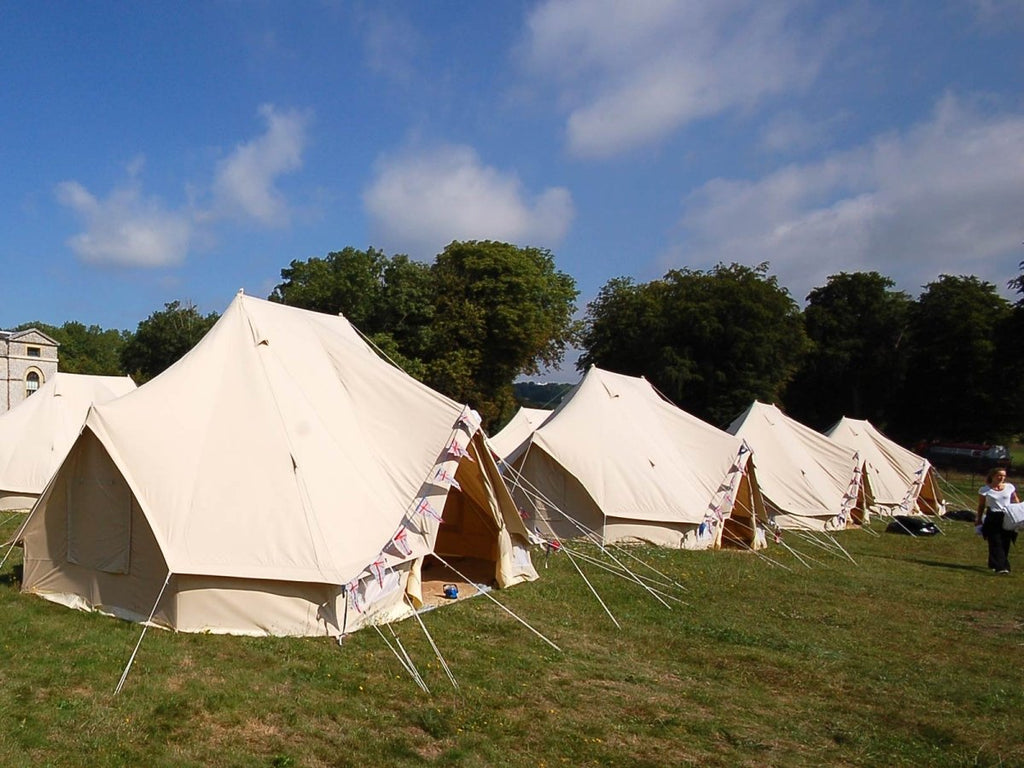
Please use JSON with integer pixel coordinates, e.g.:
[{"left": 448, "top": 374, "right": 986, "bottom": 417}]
[{"left": 0, "top": 505, "right": 1020, "bottom": 768}]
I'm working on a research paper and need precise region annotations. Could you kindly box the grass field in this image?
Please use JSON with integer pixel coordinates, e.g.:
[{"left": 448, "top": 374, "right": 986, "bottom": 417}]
[{"left": 0, "top": 493, "right": 1021, "bottom": 768}]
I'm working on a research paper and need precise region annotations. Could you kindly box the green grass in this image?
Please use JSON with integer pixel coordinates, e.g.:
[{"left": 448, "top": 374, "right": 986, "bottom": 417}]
[{"left": 0, "top": 511, "right": 1021, "bottom": 768}]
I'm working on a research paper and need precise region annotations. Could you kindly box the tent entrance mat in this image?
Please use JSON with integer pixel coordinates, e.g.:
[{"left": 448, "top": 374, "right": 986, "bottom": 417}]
[{"left": 419, "top": 556, "right": 495, "bottom": 609}]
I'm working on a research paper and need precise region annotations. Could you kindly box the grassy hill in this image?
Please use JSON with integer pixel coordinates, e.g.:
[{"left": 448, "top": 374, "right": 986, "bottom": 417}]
[{"left": 0, "top": 495, "right": 1020, "bottom": 767}]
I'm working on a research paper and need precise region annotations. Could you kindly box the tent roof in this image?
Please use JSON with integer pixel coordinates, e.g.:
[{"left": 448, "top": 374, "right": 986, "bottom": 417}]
[
  {"left": 0, "top": 372, "right": 135, "bottom": 496},
  {"left": 82, "top": 292, "right": 512, "bottom": 586},
  {"left": 827, "top": 417, "right": 934, "bottom": 507},
  {"left": 518, "top": 366, "right": 750, "bottom": 525},
  {"left": 727, "top": 401, "right": 859, "bottom": 522},
  {"left": 488, "top": 407, "right": 552, "bottom": 460}
]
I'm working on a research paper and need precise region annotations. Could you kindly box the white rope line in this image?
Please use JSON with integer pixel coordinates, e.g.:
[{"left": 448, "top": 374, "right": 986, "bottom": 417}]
[
  {"left": 373, "top": 624, "right": 429, "bottom": 694},
  {"left": 562, "top": 547, "right": 621, "bottom": 629},
  {"left": 114, "top": 571, "right": 172, "bottom": 696},
  {"left": 498, "top": 457, "right": 687, "bottom": 593},
  {"left": 406, "top": 595, "right": 458, "bottom": 689},
  {"left": 559, "top": 548, "right": 689, "bottom": 605},
  {"left": 430, "top": 552, "right": 561, "bottom": 652}
]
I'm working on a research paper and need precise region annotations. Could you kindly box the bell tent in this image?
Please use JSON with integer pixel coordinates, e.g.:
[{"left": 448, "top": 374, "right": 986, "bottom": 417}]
[
  {"left": 503, "top": 366, "right": 765, "bottom": 550},
  {"left": 487, "top": 407, "right": 552, "bottom": 461},
  {"left": 727, "top": 401, "right": 870, "bottom": 531},
  {"left": 0, "top": 372, "right": 136, "bottom": 511},
  {"left": 15, "top": 293, "right": 537, "bottom": 637},
  {"left": 827, "top": 417, "right": 945, "bottom": 517}
]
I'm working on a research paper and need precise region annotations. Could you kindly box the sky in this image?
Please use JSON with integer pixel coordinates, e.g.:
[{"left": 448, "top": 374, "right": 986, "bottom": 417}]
[{"left": 2, "top": 1, "right": 1023, "bottom": 379}]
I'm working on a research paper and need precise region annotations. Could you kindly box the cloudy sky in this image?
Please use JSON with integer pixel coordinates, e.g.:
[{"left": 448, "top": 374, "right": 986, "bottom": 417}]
[{"left": 3, "top": 1, "right": 1022, "bottom": 374}]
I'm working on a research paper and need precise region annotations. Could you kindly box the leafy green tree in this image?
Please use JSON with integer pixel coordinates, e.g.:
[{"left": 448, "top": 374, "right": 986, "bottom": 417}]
[
  {"left": 270, "top": 247, "right": 435, "bottom": 370},
  {"left": 271, "top": 241, "right": 579, "bottom": 430},
  {"left": 783, "top": 272, "right": 912, "bottom": 431},
  {"left": 424, "top": 241, "right": 579, "bottom": 428},
  {"left": 580, "top": 263, "right": 807, "bottom": 426},
  {"left": 119, "top": 301, "right": 219, "bottom": 383},
  {"left": 14, "top": 320, "right": 130, "bottom": 375},
  {"left": 1009, "top": 259, "right": 1024, "bottom": 303},
  {"left": 891, "top": 275, "right": 1013, "bottom": 442}
]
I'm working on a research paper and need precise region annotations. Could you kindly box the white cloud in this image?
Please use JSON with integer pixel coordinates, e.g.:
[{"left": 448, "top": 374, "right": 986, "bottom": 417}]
[
  {"left": 669, "top": 94, "right": 1024, "bottom": 301},
  {"left": 212, "top": 104, "right": 309, "bottom": 225},
  {"left": 363, "top": 144, "right": 574, "bottom": 257},
  {"left": 520, "top": 0, "right": 825, "bottom": 157},
  {"left": 55, "top": 179, "right": 192, "bottom": 268}
]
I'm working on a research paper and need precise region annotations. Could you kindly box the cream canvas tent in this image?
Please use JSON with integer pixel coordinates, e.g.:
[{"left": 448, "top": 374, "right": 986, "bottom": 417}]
[
  {"left": 726, "top": 401, "right": 870, "bottom": 531},
  {"left": 487, "top": 407, "right": 551, "bottom": 460},
  {"left": 0, "top": 372, "right": 136, "bottom": 511},
  {"left": 16, "top": 293, "right": 537, "bottom": 637},
  {"left": 827, "top": 417, "right": 945, "bottom": 517},
  {"left": 503, "top": 366, "right": 766, "bottom": 550}
]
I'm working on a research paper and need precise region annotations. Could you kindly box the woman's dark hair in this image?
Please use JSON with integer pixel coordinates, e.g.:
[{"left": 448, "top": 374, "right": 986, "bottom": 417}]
[{"left": 986, "top": 467, "right": 1008, "bottom": 485}]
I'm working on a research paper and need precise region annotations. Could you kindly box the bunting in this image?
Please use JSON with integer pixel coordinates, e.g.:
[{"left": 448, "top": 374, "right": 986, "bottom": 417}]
[
  {"left": 389, "top": 527, "right": 413, "bottom": 557},
  {"left": 447, "top": 440, "right": 473, "bottom": 461},
  {"left": 415, "top": 496, "right": 443, "bottom": 522},
  {"left": 434, "top": 466, "right": 462, "bottom": 491}
]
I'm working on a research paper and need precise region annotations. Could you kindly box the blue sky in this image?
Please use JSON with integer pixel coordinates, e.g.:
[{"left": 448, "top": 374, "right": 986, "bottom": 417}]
[{"left": 3, "top": 1, "right": 1023, "bottom": 377}]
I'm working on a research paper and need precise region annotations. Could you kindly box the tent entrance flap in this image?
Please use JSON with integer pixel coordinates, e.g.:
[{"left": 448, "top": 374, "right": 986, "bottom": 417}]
[{"left": 66, "top": 430, "right": 132, "bottom": 575}]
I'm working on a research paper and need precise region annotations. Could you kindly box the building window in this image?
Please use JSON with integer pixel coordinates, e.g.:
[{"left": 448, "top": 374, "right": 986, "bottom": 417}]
[
  {"left": 26, "top": 371, "right": 40, "bottom": 396},
  {"left": 27, "top": 346, "right": 41, "bottom": 357}
]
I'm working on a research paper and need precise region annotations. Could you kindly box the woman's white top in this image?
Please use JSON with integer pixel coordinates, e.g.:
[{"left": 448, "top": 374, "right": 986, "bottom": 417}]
[{"left": 979, "top": 482, "right": 1016, "bottom": 512}]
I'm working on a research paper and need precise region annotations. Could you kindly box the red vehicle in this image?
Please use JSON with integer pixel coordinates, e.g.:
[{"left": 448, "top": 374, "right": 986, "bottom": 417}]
[{"left": 917, "top": 441, "right": 1011, "bottom": 471}]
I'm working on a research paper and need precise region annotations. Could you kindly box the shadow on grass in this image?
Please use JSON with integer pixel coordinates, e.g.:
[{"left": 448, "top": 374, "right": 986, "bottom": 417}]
[{"left": 860, "top": 552, "right": 989, "bottom": 573}]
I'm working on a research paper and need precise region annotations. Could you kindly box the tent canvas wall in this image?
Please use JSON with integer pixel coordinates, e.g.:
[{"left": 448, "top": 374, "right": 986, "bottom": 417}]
[
  {"left": 727, "top": 401, "right": 870, "bottom": 531},
  {"left": 0, "top": 373, "right": 136, "bottom": 511},
  {"left": 487, "top": 407, "right": 552, "bottom": 460},
  {"left": 17, "top": 293, "right": 537, "bottom": 637},
  {"left": 504, "top": 367, "right": 765, "bottom": 550},
  {"left": 827, "top": 417, "right": 945, "bottom": 517}
]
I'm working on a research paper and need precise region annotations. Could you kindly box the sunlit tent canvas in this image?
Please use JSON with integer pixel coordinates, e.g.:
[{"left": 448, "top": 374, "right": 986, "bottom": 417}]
[
  {"left": 727, "top": 401, "right": 871, "bottom": 531},
  {"left": 826, "top": 417, "right": 945, "bottom": 517},
  {"left": 503, "top": 366, "right": 766, "bottom": 550},
  {"left": 16, "top": 293, "right": 537, "bottom": 637},
  {"left": 487, "top": 407, "right": 552, "bottom": 461},
  {"left": 0, "top": 373, "right": 136, "bottom": 511}
]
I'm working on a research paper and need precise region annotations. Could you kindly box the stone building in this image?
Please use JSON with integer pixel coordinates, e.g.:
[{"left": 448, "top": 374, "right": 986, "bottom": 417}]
[{"left": 0, "top": 329, "right": 59, "bottom": 416}]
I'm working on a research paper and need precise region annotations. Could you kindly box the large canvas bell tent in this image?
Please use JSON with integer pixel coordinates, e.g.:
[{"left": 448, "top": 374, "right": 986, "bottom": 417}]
[
  {"left": 17, "top": 293, "right": 537, "bottom": 637},
  {"left": 487, "top": 407, "right": 552, "bottom": 461},
  {"left": 727, "top": 401, "right": 870, "bottom": 531},
  {"left": 503, "top": 367, "right": 765, "bottom": 550},
  {"left": 827, "top": 417, "right": 945, "bottom": 517},
  {"left": 0, "top": 373, "right": 136, "bottom": 511}
]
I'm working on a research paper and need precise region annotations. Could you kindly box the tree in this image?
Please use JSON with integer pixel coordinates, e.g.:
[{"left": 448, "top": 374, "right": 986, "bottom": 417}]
[
  {"left": 425, "top": 241, "right": 579, "bottom": 428},
  {"left": 15, "top": 320, "right": 131, "bottom": 376},
  {"left": 271, "top": 241, "right": 579, "bottom": 430},
  {"left": 783, "top": 272, "right": 912, "bottom": 431},
  {"left": 580, "top": 263, "right": 807, "bottom": 426},
  {"left": 119, "top": 301, "right": 220, "bottom": 383},
  {"left": 891, "top": 275, "right": 1013, "bottom": 442},
  {"left": 1008, "top": 259, "right": 1024, "bottom": 303}
]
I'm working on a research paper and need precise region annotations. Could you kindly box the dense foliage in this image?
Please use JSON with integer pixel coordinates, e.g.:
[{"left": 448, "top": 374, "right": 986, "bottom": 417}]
[
  {"left": 14, "top": 320, "right": 129, "bottom": 376},
  {"left": 119, "top": 301, "right": 220, "bottom": 384},
  {"left": 579, "top": 265, "right": 1024, "bottom": 442},
  {"left": 784, "top": 272, "right": 912, "bottom": 431},
  {"left": 580, "top": 263, "right": 807, "bottom": 427}
]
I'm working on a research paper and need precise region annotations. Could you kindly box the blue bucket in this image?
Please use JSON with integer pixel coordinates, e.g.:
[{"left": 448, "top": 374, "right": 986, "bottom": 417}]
[{"left": 443, "top": 583, "right": 459, "bottom": 599}]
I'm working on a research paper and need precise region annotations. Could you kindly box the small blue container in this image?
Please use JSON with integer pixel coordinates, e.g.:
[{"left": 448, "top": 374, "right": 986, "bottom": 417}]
[{"left": 443, "top": 583, "right": 459, "bottom": 599}]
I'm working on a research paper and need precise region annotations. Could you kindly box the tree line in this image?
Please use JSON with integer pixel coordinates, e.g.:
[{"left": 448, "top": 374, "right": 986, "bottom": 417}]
[{"left": 15, "top": 243, "right": 1024, "bottom": 444}]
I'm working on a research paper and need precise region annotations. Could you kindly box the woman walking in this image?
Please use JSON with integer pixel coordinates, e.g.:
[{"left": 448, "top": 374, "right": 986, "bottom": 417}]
[{"left": 977, "top": 468, "right": 1019, "bottom": 574}]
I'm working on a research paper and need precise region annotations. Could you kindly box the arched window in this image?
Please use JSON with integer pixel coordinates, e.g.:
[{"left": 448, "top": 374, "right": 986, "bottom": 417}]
[{"left": 26, "top": 371, "right": 40, "bottom": 397}]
